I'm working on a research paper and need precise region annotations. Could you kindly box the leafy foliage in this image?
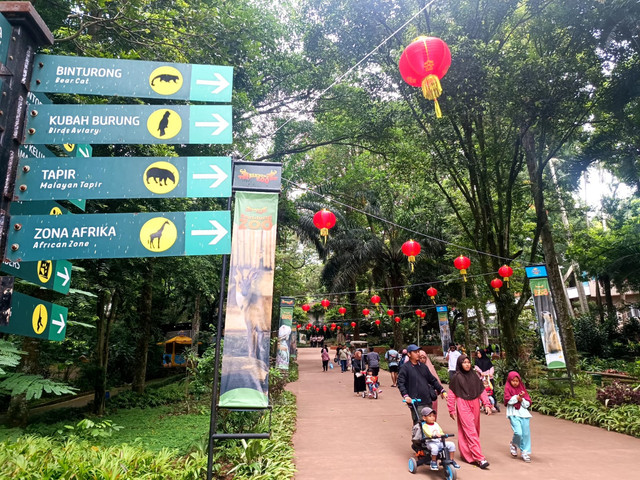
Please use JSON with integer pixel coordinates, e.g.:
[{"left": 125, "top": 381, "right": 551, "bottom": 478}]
[
  {"left": 596, "top": 381, "right": 640, "bottom": 407},
  {"left": 0, "top": 373, "right": 77, "bottom": 400}
]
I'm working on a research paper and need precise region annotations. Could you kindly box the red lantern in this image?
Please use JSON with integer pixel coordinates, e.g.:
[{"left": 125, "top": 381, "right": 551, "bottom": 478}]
[
  {"left": 421, "top": 312, "right": 426, "bottom": 319},
  {"left": 321, "top": 299, "right": 330, "bottom": 310},
  {"left": 296, "top": 324, "right": 301, "bottom": 329},
  {"left": 498, "top": 265, "right": 514, "bottom": 286},
  {"left": 362, "top": 308, "right": 370, "bottom": 316},
  {"left": 331, "top": 323, "right": 336, "bottom": 329},
  {"left": 387, "top": 309, "right": 394, "bottom": 317},
  {"left": 491, "top": 278, "right": 503, "bottom": 292},
  {"left": 337, "top": 325, "right": 341, "bottom": 330},
  {"left": 453, "top": 255, "right": 471, "bottom": 282},
  {"left": 394, "top": 316, "right": 401, "bottom": 323},
  {"left": 415, "top": 309, "right": 422, "bottom": 317},
  {"left": 305, "top": 324, "right": 310, "bottom": 330},
  {"left": 402, "top": 239, "right": 421, "bottom": 272},
  {"left": 371, "top": 295, "right": 381, "bottom": 306},
  {"left": 323, "top": 325, "right": 327, "bottom": 332},
  {"left": 315, "top": 326, "right": 320, "bottom": 331},
  {"left": 426, "top": 287, "right": 438, "bottom": 303},
  {"left": 350, "top": 321, "right": 356, "bottom": 328},
  {"left": 313, "top": 209, "right": 336, "bottom": 244},
  {"left": 375, "top": 319, "right": 381, "bottom": 326},
  {"left": 399, "top": 36, "right": 451, "bottom": 118},
  {"left": 301, "top": 303, "right": 310, "bottom": 312},
  {"left": 338, "top": 306, "right": 347, "bottom": 316}
]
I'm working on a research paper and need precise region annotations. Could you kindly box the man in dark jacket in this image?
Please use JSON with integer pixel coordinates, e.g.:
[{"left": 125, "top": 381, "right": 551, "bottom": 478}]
[{"left": 398, "top": 344, "right": 447, "bottom": 424}]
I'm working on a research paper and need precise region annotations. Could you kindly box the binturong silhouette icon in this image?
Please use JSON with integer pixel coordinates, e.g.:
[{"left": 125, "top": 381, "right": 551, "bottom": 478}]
[{"left": 158, "top": 111, "right": 171, "bottom": 136}]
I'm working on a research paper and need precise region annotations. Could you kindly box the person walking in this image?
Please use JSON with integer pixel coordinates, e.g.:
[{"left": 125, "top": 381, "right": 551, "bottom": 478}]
[
  {"left": 365, "top": 347, "right": 380, "bottom": 376},
  {"left": 474, "top": 349, "right": 495, "bottom": 383},
  {"left": 504, "top": 371, "right": 533, "bottom": 462},
  {"left": 385, "top": 347, "right": 400, "bottom": 387},
  {"left": 447, "top": 355, "right": 493, "bottom": 469},
  {"left": 445, "top": 344, "right": 461, "bottom": 383},
  {"left": 352, "top": 349, "right": 367, "bottom": 396},
  {"left": 320, "top": 346, "right": 330, "bottom": 372},
  {"left": 398, "top": 344, "right": 447, "bottom": 424},
  {"left": 339, "top": 345, "right": 349, "bottom": 373}
]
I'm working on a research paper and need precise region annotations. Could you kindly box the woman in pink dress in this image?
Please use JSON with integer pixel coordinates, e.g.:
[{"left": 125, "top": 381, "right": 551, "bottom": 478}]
[{"left": 447, "top": 355, "right": 493, "bottom": 469}]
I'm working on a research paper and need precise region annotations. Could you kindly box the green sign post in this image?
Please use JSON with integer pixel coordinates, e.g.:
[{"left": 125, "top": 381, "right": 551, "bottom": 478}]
[
  {"left": 0, "top": 13, "right": 11, "bottom": 64},
  {"left": 6, "top": 211, "right": 231, "bottom": 261},
  {"left": 1, "top": 259, "right": 72, "bottom": 294},
  {"left": 25, "top": 104, "right": 232, "bottom": 145},
  {"left": 0, "top": 291, "right": 67, "bottom": 341},
  {"left": 15, "top": 156, "right": 231, "bottom": 201},
  {"left": 31, "top": 54, "right": 233, "bottom": 103}
]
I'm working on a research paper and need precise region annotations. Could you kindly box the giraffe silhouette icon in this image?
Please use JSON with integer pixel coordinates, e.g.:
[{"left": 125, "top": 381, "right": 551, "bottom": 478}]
[{"left": 149, "top": 221, "right": 171, "bottom": 249}]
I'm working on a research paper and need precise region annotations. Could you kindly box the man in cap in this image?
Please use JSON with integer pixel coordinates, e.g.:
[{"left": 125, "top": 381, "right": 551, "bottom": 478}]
[
  {"left": 398, "top": 344, "right": 447, "bottom": 424},
  {"left": 444, "top": 343, "right": 461, "bottom": 383}
]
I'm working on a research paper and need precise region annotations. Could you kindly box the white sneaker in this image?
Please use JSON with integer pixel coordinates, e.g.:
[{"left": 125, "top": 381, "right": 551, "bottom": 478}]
[
  {"left": 521, "top": 453, "right": 531, "bottom": 463},
  {"left": 509, "top": 443, "right": 518, "bottom": 457}
]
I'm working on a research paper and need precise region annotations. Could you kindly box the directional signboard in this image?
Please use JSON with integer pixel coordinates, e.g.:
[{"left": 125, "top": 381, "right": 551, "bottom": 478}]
[
  {"left": 11, "top": 200, "right": 69, "bottom": 216},
  {"left": 25, "top": 104, "right": 232, "bottom": 145},
  {"left": 6, "top": 211, "right": 231, "bottom": 262},
  {"left": 1, "top": 259, "right": 72, "bottom": 294},
  {"left": 15, "top": 156, "right": 231, "bottom": 201},
  {"left": 31, "top": 54, "right": 233, "bottom": 103},
  {"left": 0, "top": 13, "right": 12, "bottom": 65},
  {"left": 0, "top": 291, "right": 67, "bottom": 341}
]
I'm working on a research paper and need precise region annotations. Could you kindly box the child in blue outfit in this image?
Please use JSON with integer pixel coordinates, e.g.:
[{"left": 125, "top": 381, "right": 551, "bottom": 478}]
[
  {"left": 504, "top": 371, "right": 532, "bottom": 462},
  {"left": 420, "top": 407, "right": 460, "bottom": 471}
]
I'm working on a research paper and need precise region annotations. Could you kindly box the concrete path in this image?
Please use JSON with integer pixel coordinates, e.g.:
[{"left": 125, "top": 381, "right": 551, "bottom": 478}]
[{"left": 288, "top": 347, "right": 640, "bottom": 480}]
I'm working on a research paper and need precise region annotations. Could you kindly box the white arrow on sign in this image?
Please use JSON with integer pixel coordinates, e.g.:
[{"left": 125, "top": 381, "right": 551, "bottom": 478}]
[
  {"left": 195, "top": 73, "right": 230, "bottom": 94},
  {"left": 192, "top": 164, "right": 228, "bottom": 188},
  {"left": 78, "top": 146, "right": 91, "bottom": 158},
  {"left": 191, "top": 220, "right": 228, "bottom": 245},
  {"left": 56, "top": 267, "right": 70, "bottom": 287},
  {"left": 52, "top": 313, "right": 66, "bottom": 334},
  {"left": 194, "top": 114, "right": 229, "bottom": 136}
]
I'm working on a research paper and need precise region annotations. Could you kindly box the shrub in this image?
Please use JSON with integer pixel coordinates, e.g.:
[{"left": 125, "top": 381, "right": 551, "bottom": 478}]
[
  {"left": 573, "top": 314, "right": 610, "bottom": 356},
  {"left": 596, "top": 381, "right": 640, "bottom": 407}
]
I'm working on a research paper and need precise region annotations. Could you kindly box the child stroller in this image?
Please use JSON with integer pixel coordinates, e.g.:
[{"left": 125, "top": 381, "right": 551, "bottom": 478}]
[
  {"left": 364, "top": 372, "right": 380, "bottom": 399},
  {"left": 405, "top": 399, "right": 457, "bottom": 479}
]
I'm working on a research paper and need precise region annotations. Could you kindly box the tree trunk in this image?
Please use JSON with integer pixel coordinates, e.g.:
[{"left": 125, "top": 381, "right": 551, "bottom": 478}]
[
  {"left": 523, "top": 129, "right": 578, "bottom": 372},
  {"left": 132, "top": 262, "right": 154, "bottom": 395},
  {"left": 601, "top": 274, "right": 616, "bottom": 320},
  {"left": 94, "top": 288, "right": 120, "bottom": 415},
  {"left": 192, "top": 292, "right": 201, "bottom": 357},
  {"left": 595, "top": 275, "right": 605, "bottom": 323},
  {"left": 473, "top": 285, "right": 488, "bottom": 347},
  {"left": 6, "top": 337, "right": 40, "bottom": 427}
]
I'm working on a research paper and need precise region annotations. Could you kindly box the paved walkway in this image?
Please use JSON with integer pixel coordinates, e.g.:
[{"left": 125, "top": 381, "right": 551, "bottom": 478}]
[{"left": 287, "top": 347, "right": 640, "bottom": 479}]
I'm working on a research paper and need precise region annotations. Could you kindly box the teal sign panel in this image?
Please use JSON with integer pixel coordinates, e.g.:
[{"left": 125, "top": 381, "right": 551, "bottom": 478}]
[
  {"left": 25, "top": 104, "right": 232, "bottom": 145},
  {"left": 0, "top": 13, "right": 11, "bottom": 65},
  {"left": 31, "top": 54, "right": 233, "bottom": 103},
  {"left": 6, "top": 211, "right": 231, "bottom": 262},
  {"left": 16, "top": 156, "right": 231, "bottom": 201},
  {"left": 1, "top": 259, "right": 72, "bottom": 294},
  {"left": 0, "top": 292, "right": 67, "bottom": 341}
]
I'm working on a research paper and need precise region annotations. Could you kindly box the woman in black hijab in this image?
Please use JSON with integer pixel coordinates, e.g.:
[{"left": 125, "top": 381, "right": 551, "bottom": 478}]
[
  {"left": 474, "top": 349, "right": 495, "bottom": 386},
  {"left": 446, "top": 355, "right": 493, "bottom": 468}
]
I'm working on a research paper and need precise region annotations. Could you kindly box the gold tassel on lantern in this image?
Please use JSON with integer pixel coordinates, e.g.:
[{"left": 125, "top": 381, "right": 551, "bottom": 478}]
[
  {"left": 408, "top": 255, "right": 415, "bottom": 272},
  {"left": 421, "top": 74, "right": 443, "bottom": 118}
]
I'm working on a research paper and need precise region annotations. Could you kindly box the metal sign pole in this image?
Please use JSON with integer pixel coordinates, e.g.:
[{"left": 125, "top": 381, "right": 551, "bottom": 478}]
[{"left": 206, "top": 194, "right": 232, "bottom": 480}]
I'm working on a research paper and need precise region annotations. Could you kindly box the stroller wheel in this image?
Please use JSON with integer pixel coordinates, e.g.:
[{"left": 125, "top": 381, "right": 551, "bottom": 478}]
[
  {"left": 408, "top": 457, "right": 417, "bottom": 474},
  {"left": 444, "top": 463, "right": 457, "bottom": 480}
]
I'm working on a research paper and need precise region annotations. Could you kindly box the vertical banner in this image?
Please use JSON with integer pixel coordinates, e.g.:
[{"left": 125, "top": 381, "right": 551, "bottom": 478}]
[
  {"left": 436, "top": 305, "right": 451, "bottom": 355},
  {"left": 276, "top": 297, "right": 294, "bottom": 370},
  {"left": 219, "top": 192, "right": 279, "bottom": 408},
  {"left": 525, "top": 264, "right": 566, "bottom": 369}
]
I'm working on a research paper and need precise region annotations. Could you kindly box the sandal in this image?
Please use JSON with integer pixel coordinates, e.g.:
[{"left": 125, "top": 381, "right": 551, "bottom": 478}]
[{"left": 478, "top": 460, "right": 490, "bottom": 469}]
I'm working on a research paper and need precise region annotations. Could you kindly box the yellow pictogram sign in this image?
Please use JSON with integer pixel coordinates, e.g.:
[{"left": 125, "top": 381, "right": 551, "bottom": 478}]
[
  {"left": 32, "top": 304, "right": 48, "bottom": 335},
  {"left": 50, "top": 206, "right": 63, "bottom": 216},
  {"left": 149, "top": 66, "right": 184, "bottom": 96},
  {"left": 37, "top": 260, "right": 53, "bottom": 283},
  {"left": 143, "top": 161, "right": 180, "bottom": 194},
  {"left": 63, "top": 143, "right": 75, "bottom": 153},
  {"left": 147, "top": 108, "right": 182, "bottom": 140},
  {"left": 139, "top": 217, "right": 178, "bottom": 252}
]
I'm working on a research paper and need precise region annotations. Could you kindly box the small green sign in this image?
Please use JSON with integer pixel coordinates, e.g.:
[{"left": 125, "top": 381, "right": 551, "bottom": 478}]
[
  {"left": 31, "top": 54, "right": 233, "bottom": 103},
  {"left": 25, "top": 104, "right": 232, "bottom": 145},
  {"left": 16, "top": 156, "right": 231, "bottom": 201},
  {"left": 1, "top": 259, "right": 72, "bottom": 294},
  {"left": 0, "top": 292, "right": 67, "bottom": 341},
  {"left": 6, "top": 211, "right": 231, "bottom": 262},
  {"left": 0, "top": 13, "right": 11, "bottom": 65}
]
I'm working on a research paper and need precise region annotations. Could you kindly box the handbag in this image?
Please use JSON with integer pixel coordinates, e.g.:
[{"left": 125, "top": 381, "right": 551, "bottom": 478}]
[{"left": 334, "top": 356, "right": 338, "bottom": 363}]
